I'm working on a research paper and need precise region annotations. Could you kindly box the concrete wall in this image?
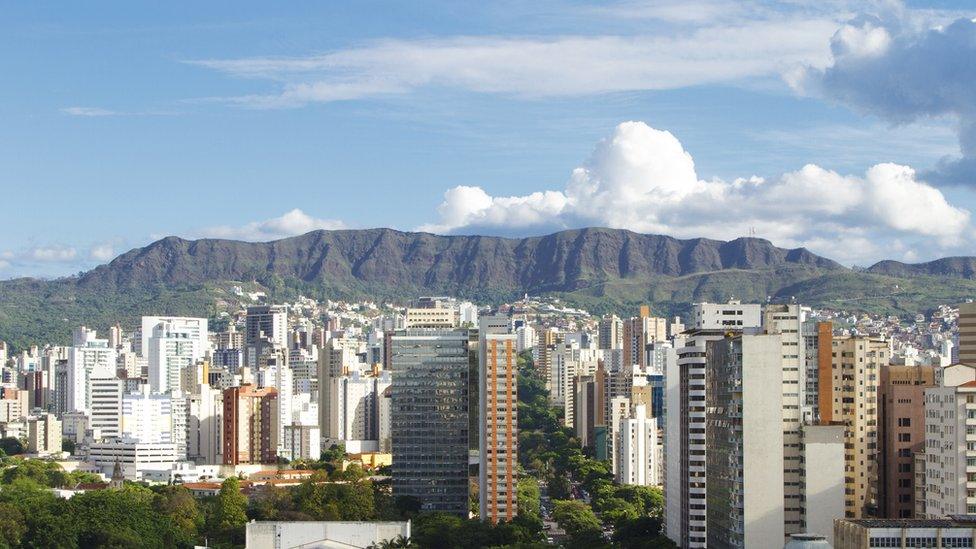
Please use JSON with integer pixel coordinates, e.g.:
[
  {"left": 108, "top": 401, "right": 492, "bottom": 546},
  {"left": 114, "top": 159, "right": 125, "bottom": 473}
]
[
  {"left": 803, "top": 424, "right": 846, "bottom": 546},
  {"left": 245, "top": 521, "right": 411, "bottom": 549}
]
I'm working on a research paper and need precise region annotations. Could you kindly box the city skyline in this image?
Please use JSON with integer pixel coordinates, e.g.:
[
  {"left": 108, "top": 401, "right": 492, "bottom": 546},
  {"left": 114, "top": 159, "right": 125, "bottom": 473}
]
[{"left": 4, "top": 1, "right": 976, "bottom": 277}]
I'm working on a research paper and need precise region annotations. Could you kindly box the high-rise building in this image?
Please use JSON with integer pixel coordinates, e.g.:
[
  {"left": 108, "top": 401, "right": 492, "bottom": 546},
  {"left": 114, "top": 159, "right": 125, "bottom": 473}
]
[
  {"left": 148, "top": 321, "right": 199, "bottom": 394},
  {"left": 615, "top": 403, "right": 659, "bottom": 486},
  {"left": 139, "top": 316, "right": 208, "bottom": 359},
  {"left": 922, "top": 365, "right": 976, "bottom": 518},
  {"left": 66, "top": 327, "right": 116, "bottom": 414},
  {"left": 322, "top": 370, "right": 389, "bottom": 453},
  {"left": 959, "top": 302, "right": 976, "bottom": 365},
  {"left": 705, "top": 333, "right": 786, "bottom": 548},
  {"left": 89, "top": 377, "right": 123, "bottom": 440},
  {"left": 245, "top": 306, "right": 288, "bottom": 349},
  {"left": 121, "top": 385, "right": 175, "bottom": 446},
  {"left": 0, "top": 388, "right": 28, "bottom": 423},
  {"left": 574, "top": 364, "right": 606, "bottom": 449},
  {"left": 819, "top": 333, "right": 888, "bottom": 518},
  {"left": 391, "top": 328, "right": 471, "bottom": 516},
  {"left": 27, "top": 413, "right": 61, "bottom": 455},
  {"left": 879, "top": 364, "right": 935, "bottom": 518},
  {"left": 187, "top": 383, "right": 223, "bottom": 464},
  {"left": 665, "top": 301, "right": 762, "bottom": 549},
  {"left": 479, "top": 316, "right": 518, "bottom": 524},
  {"left": 762, "top": 304, "right": 805, "bottom": 534},
  {"left": 404, "top": 308, "right": 457, "bottom": 328},
  {"left": 599, "top": 315, "right": 623, "bottom": 350},
  {"left": 222, "top": 385, "right": 279, "bottom": 465}
]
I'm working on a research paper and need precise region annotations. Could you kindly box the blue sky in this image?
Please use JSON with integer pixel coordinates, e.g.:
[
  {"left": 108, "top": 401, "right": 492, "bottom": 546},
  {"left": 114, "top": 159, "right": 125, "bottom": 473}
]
[{"left": 2, "top": 0, "right": 976, "bottom": 277}]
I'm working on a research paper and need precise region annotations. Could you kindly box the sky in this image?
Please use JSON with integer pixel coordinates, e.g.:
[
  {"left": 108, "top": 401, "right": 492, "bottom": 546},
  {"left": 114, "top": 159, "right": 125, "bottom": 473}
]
[{"left": 2, "top": 0, "right": 976, "bottom": 277}]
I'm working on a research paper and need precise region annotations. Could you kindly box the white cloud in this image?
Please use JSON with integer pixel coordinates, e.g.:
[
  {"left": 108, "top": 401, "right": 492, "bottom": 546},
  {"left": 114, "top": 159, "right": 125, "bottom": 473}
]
[
  {"left": 61, "top": 107, "right": 120, "bottom": 117},
  {"left": 27, "top": 246, "right": 78, "bottom": 262},
  {"left": 0, "top": 260, "right": 9, "bottom": 270},
  {"left": 794, "top": 15, "right": 976, "bottom": 186},
  {"left": 90, "top": 244, "right": 116, "bottom": 262},
  {"left": 187, "top": 15, "right": 840, "bottom": 108},
  {"left": 420, "top": 121, "right": 970, "bottom": 264},
  {"left": 195, "top": 209, "right": 346, "bottom": 241}
]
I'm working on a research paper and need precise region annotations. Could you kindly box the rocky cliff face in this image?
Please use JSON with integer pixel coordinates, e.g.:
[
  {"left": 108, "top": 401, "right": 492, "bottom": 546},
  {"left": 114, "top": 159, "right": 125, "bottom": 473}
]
[{"left": 77, "top": 227, "right": 844, "bottom": 293}]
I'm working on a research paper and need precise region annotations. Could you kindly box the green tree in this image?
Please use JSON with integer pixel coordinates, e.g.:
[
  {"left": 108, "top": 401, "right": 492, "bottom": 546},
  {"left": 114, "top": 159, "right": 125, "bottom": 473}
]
[
  {"left": 153, "top": 485, "right": 203, "bottom": 546},
  {"left": 0, "top": 502, "right": 26, "bottom": 547},
  {"left": 0, "top": 438, "right": 24, "bottom": 456},
  {"left": 552, "top": 500, "right": 603, "bottom": 544},
  {"left": 516, "top": 477, "right": 541, "bottom": 520},
  {"left": 214, "top": 477, "right": 248, "bottom": 540}
]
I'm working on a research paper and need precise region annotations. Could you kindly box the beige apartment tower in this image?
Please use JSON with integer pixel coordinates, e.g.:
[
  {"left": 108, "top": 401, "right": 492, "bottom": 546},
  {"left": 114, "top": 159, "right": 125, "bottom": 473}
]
[
  {"left": 478, "top": 316, "right": 518, "bottom": 523},
  {"left": 820, "top": 334, "right": 888, "bottom": 518}
]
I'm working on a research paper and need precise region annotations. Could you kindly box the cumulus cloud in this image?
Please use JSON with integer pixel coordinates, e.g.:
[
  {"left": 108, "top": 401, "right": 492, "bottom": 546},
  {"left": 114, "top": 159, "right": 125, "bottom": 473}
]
[
  {"left": 89, "top": 244, "right": 115, "bottom": 262},
  {"left": 195, "top": 209, "right": 346, "bottom": 241},
  {"left": 795, "top": 15, "right": 976, "bottom": 186},
  {"left": 420, "top": 121, "right": 970, "bottom": 264}
]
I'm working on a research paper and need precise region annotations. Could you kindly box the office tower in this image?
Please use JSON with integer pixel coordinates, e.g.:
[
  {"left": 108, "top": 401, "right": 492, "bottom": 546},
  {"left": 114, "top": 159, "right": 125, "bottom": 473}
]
[
  {"left": 920, "top": 365, "right": 976, "bottom": 518},
  {"left": 479, "top": 316, "right": 518, "bottom": 524},
  {"left": 139, "top": 316, "right": 208, "bottom": 358},
  {"left": 27, "top": 413, "right": 61, "bottom": 455},
  {"left": 147, "top": 321, "right": 199, "bottom": 394},
  {"left": 705, "top": 333, "right": 785, "bottom": 548},
  {"left": 664, "top": 301, "right": 761, "bottom": 549},
  {"left": 391, "top": 328, "right": 471, "bottom": 516},
  {"left": 623, "top": 308, "right": 666, "bottom": 368},
  {"left": 89, "top": 377, "right": 123, "bottom": 440},
  {"left": 404, "top": 308, "right": 457, "bottom": 328},
  {"left": 879, "top": 365, "right": 935, "bottom": 518},
  {"left": 599, "top": 315, "right": 623, "bottom": 350},
  {"left": 222, "top": 385, "right": 279, "bottom": 465},
  {"left": 819, "top": 334, "right": 888, "bottom": 518},
  {"left": 187, "top": 383, "right": 222, "bottom": 464},
  {"left": 959, "top": 302, "right": 976, "bottom": 365},
  {"left": 66, "top": 327, "right": 117, "bottom": 413},
  {"left": 245, "top": 306, "right": 288, "bottom": 349},
  {"left": 615, "top": 403, "right": 659, "bottom": 486}
]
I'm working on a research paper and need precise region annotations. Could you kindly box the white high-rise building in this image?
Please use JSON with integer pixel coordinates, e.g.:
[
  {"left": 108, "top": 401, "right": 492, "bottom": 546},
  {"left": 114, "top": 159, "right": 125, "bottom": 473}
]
[
  {"left": 324, "top": 370, "right": 390, "bottom": 453},
  {"left": 121, "top": 386, "right": 173, "bottom": 444},
  {"left": 66, "top": 328, "right": 117, "bottom": 413},
  {"left": 923, "top": 367, "right": 976, "bottom": 518},
  {"left": 188, "top": 383, "right": 222, "bottom": 464},
  {"left": 615, "top": 403, "right": 659, "bottom": 486},
  {"left": 516, "top": 325, "right": 537, "bottom": 353},
  {"left": 89, "top": 377, "right": 123, "bottom": 440},
  {"left": 139, "top": 316, "right": 208, "bottom": 358},
  {"left": 665, "top": 301, "right": 761, "bottom": 549},
  {"left": 148, "top": 322, "right": 199, "bottom": 394}
]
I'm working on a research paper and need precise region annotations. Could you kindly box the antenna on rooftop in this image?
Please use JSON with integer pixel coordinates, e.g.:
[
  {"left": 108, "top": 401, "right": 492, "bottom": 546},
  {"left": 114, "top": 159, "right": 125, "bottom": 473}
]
[{"left": 749, "top": 227, "right": 757, "bottom": 237}]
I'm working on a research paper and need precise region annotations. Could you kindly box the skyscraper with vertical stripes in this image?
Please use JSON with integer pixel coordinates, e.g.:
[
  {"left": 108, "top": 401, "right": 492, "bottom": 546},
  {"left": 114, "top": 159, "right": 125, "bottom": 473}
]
[{"left": 479, "top": 315, "right": 518, "bottom": 523}]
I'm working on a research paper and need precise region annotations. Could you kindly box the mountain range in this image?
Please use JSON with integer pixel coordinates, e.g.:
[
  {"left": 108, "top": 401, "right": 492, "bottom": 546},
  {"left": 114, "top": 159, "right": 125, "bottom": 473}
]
[{"left": 2, "top": 227, "right": 975, "bottom": 349}]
